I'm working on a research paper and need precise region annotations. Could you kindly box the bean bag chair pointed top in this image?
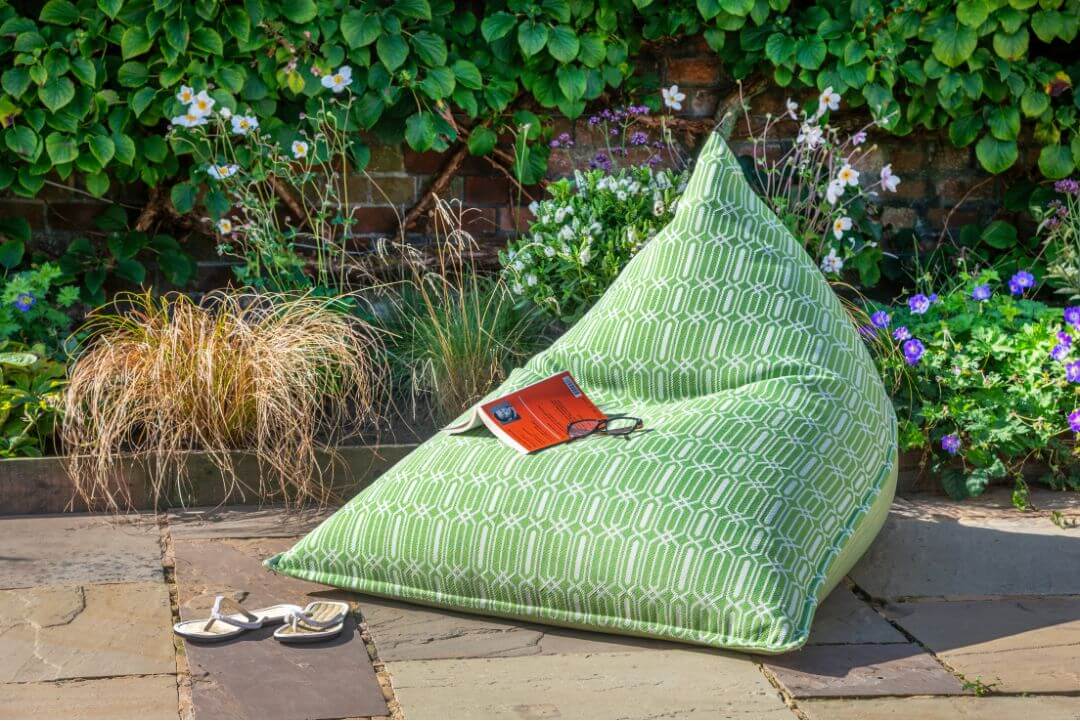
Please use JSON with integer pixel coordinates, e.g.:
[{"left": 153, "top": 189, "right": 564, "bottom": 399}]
[{"left": 267, "top": 132, "right": 897, "bottom": 653}]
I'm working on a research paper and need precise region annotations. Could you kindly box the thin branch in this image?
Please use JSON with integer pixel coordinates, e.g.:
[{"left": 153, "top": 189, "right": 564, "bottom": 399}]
[{"left": 401, "top": 142, "right": 469, "bottom": 234}]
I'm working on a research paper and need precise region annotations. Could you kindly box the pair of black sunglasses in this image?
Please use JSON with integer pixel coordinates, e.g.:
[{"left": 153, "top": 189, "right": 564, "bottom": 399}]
[{"left": 567, "top": 414, "right": 644, "bottom": 441}]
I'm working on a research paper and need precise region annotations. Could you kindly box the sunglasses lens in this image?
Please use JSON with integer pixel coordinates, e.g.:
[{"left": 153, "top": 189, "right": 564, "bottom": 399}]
[
  {"left": 568, "top": 419, "right": 604, "bottom": 438},
  {"left": 605, "top": 417, "right": 641, "bottom": 435}
]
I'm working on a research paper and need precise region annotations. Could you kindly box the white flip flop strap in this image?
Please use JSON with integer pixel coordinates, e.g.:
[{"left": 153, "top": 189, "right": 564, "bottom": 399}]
[
  {"left": 207, "top": 595, "right": 263, "bottom": 630},
  {"left": 285, "top": 608, "right": 341, "bottom": 632}
]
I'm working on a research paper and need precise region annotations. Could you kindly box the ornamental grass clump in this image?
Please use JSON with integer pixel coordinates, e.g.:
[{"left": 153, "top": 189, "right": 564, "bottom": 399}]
[{"left": 62, "top": 290, "right": 382, "bottom": 511}]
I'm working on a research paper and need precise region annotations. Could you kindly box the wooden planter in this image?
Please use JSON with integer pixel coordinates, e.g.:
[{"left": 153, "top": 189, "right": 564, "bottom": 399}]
[{"left": 0, "top": 444, "right": 416, "bottom": 516}]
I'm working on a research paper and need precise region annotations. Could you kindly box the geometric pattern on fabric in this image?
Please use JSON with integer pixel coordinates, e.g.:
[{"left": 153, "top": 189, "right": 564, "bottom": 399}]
[{"left": 266, "top": 132, "right": 898, "bottom": 652}]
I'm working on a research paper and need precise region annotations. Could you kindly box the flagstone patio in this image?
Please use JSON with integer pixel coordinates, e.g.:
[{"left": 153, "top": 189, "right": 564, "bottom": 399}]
[{"left": 1, "top": 489, "right": 1077, "bottom": 720}]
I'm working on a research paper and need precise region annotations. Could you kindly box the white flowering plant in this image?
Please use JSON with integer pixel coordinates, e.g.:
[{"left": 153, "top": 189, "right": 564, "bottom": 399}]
[
  {"left": 738, "top": 87, "right": 900, "bottom": 287},
  {"left": 500, "top": 163, "right": 687, "bottom": 323},
  {"left": 166, "top": 67, "right": 370, "bottom": 291}
]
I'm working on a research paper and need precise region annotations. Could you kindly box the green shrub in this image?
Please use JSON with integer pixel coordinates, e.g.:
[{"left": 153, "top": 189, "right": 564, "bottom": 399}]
[
  {"left": 0, "top": 342, "right": 65, "bottom": 458},
  {"left": 866, "top": 269, "right": 1080, "bottom": 500},
  {"left": 0, "top": 0, "right": 1074, "bottom": 204}
]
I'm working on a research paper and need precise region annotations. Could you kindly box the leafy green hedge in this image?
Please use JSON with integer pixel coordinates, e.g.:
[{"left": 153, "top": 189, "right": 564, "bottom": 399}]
[{"left": 0, "top": 0, "right": 1077, "bottom": 201}]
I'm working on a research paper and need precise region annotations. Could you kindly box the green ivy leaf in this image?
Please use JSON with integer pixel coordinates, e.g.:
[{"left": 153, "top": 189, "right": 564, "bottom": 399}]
[
  {"left": 411, "top": 31, "right": 447, "bottom": 66},
  {"left": 992, "top": 28, "right": 1028, "bottom": 60},
  {"left": 0, "top": 239, "right": 25, "bottom": 269},
  {"left": 130, "top": 86, "right": 156, "bottom": 117},
  {"left": 97, "top": 0, "right": 123, "bottom": 19},
  {"left": 1038, "top": 144, "right": 1075, "bottom": 180},
  {"left": 720, "top": 0, "right": 754, "bottom": 14},
  {"left": 980, "top": 220, "right": 1018, "bottom": 249},
  {"left": 376, "top": 33, "right": 409, "bottom": 71},
  {"left": 114, "top": 257, "right": 146, "bottom": 285},
  {"left": 393, "top": 0, "right": 431, "bottom": 20},
  {"left": 556, "top": 65, "right": 586, "bottom": 101},
  {"left": 89, "top": 134, "right": 115, "bottom": 166},
  {"left": 223, "top": 7, "right": 250, "bottom": 41},
  {"left": 987, "top": 105, "right": 1020, "bottom": 141},
  {"left": 191, "top": 27, "right": 223, "bottom": 55},
  {"left": 165, "top": 17, "right": 189, "bottom": 52},
  {"left": 419, "top": 66, "right": 455, "bottom": 99},
  {"left": 481, "top": 12, "right": 516, "bottom": 42},
  {"left": 5, "top": 126, "right": 39, "bottom": 159},
  {"left": 70, "top": 56, "right": 96, "bottom": 86},
  {"left": 170, "top": 181, "right": 197, "bottom": 213},
  {"left": 1030, "top": 10, "right": 1061, "bottom": 43},
  {"left": 85, "top": 171, "right": 109, "bottom": 197},
  {"left": 39, "top": 0, "right": 80, "bottom": 25},
  {"left": 1020, "top": 89, "right": 1049, "bottom": 118},
  {"left": 405, "top": 112, "right": 436, "bottom": 151},
  {"left": 451, "top": 59, "right": 482, "bottom": 89},
  {"left": 341, "top": 10, "right": 379, "bottom": 48},
  {"left": 765, "top": 33, "right": 796, "bottom": 64},
  {"left": 38, "top": 76, "right": 74, "bottom": 112},
  {"left": 467, "top": 126, "right": 497, "bottom": 156},
  {"left": 932, "top": 21, "right": 977, "bottom": 68},
  {"left": 279, "top": 0, "right": 317, "bottom": 23},
  {"left": 975, "top": 134, "right": 1018, "bottom": 174},
  {"left": 121, "top": 26, "right": 152, "bottom": 59},
  {"left": 518, "top": 21, "right": 549, "bottom": 57},
  {"left": 956, "top": 0, "right": 990, "bottom": 27},
  {"left": 117, "top": 62, "right": 148, "bottom": 87},
  {"left": 112, "top": 132, "right": 135, "bottom": 165},
  {"left": 794, "top": 36, "right": 826, "bottom": 69},
  {"left": 2, "top": 68, "right": 30, "bottom": 98},
  {"left": 45, "top": 132, "right": 78, "bottom": 165},
  {"left": 948, "top": 114, "right": 982, "bottom": 147},
  {"left": 547, "top": 25, "right": 579, "bottom": 62}
]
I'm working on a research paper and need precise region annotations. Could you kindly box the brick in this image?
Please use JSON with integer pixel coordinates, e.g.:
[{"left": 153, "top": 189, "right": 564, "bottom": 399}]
[
  {"left": 344, "top": 175, "right": 372, "bottom": 204},
  {"left": 546, "top": 149, "right": 575, "bottom": 177},
  {"left": 0, "top": 199, "right": 46, "bottom": 230},
  {"left": 936, "top": 177, "right": 997, "bottom": 204},
  {"left": 465, "top": 175, "right": 510, "bottom": 205},
  {"left": 891, "top": 177, "right": 929, "bottom": 201},
  {"left": 366, "top": 144, "right": 404, "bottom": 172},
  {"left": 404, "top": 149, "right": 445, "bottom": 174},
  {"left": 498, "top": 206, "right": 532, "bottom": 233},
  {"left": 44, "top": 200, "right": 110, "bottom": 231},
  {"left": 666, "top": 57, "right": 721, "bottom": 86},
  {"left": 370, "top": 175, "right": 415, "bottom": 205},
  {"left": 687, "top": 88, "right": 720, "bottom": 118},
  {"left": 880, "top": 207, "right": 917, "bottom": 230},
  {"left": 460, "top": 207, "right": 497, "bottom": 237},
  {"left": 886, "top": 147, "right": 928, "bottom": 173},
  {"left": 351, "top": 206, "right": 401, "bottom": 234},
  {"left": 927, "top": 207, "right": 980, "bottom": 229},
  {"left": 934, "top": 145, "right": 972, "bottom": 172}
]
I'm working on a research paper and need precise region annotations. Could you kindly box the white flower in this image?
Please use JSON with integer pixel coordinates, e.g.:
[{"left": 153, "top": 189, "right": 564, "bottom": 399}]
[
  {"left": 512, "top": 260, "right": 525, "bottom": 272},
  {"left": 818, "top": 86, "right": 841, "bottom": 115},
  {"left": 785, "top": 98, "right": 798, "bottom": 120},
  {"left": 230, "top": 115, "right": 258, "bottom": 135},
  {"left": 797, "top": 123, "right": 823, "bottom": 148},
  {"left": 578, "top": 245, "right": 591, "bottom": 265},
  {"left": 616, "top": 190, "right": 627, "bottom": 202},
  {"left": 544, "top": 245, "right": 556, "bottom": 257},
  {"left": 207, "top": 163, "right": 239, "bottom": 180},
  {"left": 661, "top": 84, "right": 686, "bottom": 111},
  {"left": 219, "top": 106, "right": 233, "bottom": 120},
  {"left": 528, "top": 201, "right": 539, "bottom": 215},
  {"left": 170, "top": 112, "right": 207, "bottom": 128},
  {"left": 825, "top": 178, "right": 845, "bottom": 205},
  {"left": 216, "top": 218, "right": 233, "bottom": 234},
  {"left": 176, "top": 85, "right": 195, "bottom": 105},
  {"left": 837, "top": 163, "right": 860, "bottom": 187},
  {"left": 189, "top": 90, "right": 215, "bottom": 117},
  {"left": 558, "top": 225, "right": 575, "bottom": 241},
  {"left": 525, "top": 273, "right": 538, "bottom": 287},
  {"left": 511, "top": 282, "right": 524, "bottom": 295},
  {"left": 832, "top": 216, "right": 853, "bottom": 240},
  {"left": 653, "top": 198, "right": 665, "bottom": 216},
  {"left": 320, "top": 65, "right": 353, "bottom": 93},
  {"left": 820, "top": 248, "right": 844, "bottom": 274},
  {"left": 880, "top": 164, "right": 901, "bottom": 193},
  {"left": 291, "top": 140, "right": 309, "bottom": 159}
]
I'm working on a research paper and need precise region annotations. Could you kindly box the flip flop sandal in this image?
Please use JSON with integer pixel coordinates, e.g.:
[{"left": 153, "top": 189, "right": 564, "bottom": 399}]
[
  {"left": 274, "top": 601, "right": 350, "bottom": 643},
  {"left": 173, "top": 595, "right": 303, "bottom": 642}
]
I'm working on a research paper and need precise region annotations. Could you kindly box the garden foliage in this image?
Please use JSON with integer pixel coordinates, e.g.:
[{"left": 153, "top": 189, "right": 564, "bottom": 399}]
[{"left": 0, "top": 0, "right": 1076, "bottom": 204}]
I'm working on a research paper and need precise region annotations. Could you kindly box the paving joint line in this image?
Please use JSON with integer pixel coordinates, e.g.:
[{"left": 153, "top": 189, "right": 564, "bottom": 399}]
[
  {"left": 157, "top": 512, "right": 193, "bottom": 720},
  {"left": 752, "top": 658, "right": 806, "bottom": 719}
]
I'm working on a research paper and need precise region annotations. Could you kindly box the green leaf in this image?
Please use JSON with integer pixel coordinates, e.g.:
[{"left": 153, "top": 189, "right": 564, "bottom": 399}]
[
  {"left": 980, "top": 220, "right": 1018, "bottom": 249},
  {"left": 39, "top": 0, "right": 80, "bottom": 25},
  {"left": 411, "top": 31, "right": 447, "bottom": 66},
  {"left": 467, "top": 126, "right": 497, "bottom": 155},
  {"left": 956, "top": 0, "right": 989, "bottom": 27},
  {"left": 5, "top": 126, "right": 39, "bottom": 159},
  {"left": 975, "top": 134, "right": 1018, "bottom": 174},
  {"left": 578, "top": 33, "right": 606, "bottom": 67},
  {"left": 0, "top": 239, "right": 25, "bottom": 269},
  {"left": 114, "top": 257, "right": 146, "bottom": 285},
  {"left": 932, "top": 21, "right": 978, "bottom": 67},
  {"left": 2, "top": 68, "right": 30, "bottom": 98},
  {"left": 987, "top": 105, "right": 1020, "bottom": 141},
  {"left": 45, "top": 132, "right": 78, "bottom": 165},
  {"left": 191, "top": 27, "right": 223, "bottom": 55},
  {"left": 556, "top": 65, "right": 586, "bottom": 101},
  {"left": 223, "top": 7, "right": 250, "bottom": 41},
  {"left": 117, "top": 62, "right": 148, "bottom": 87},
  {"left": 481, "top": 12, "right": 516, "bottom": 41},
  {"left": 1039, "top": 144, "right": 1075, "bottom": 180},
  {"left": 405, "top": 112, "right": 436, "bottom": 151},
  {"left": 341, "top": 10, "right": 379, "bottom": 48},
  {"left": 130, "top": 86, "right": 156, "bottom": 117},
  {"left": 113, "top": 133, "right": 135, "bottom": 165},
  {"left": 1030, "top": 10, "right": 1060, "bottom": 42},
  {"left": 992, "top": 28, "right": 1028, "bottom": 60},
  {"left": 451, "top": 59, "right": 482, "bottom": 89},
  {"left": 376, "top": 33, "right": 409, "bottom": 71},
  {"left": 794, "top": 36, "right": 826, "bottom": 69},
  {"left": 948, "top": 114, "right": 982, "bottom": 146},
  {"left": 548, "top": 25, "right": 579, "bottom": 62},
  {"left": 85, "top": 172, "right": 110, "bottom": 197},
  {"left": 70, "top": 56, "right": 96, "bottom": 86},
  {"left": 279, "top": 0, "right": 317, "bottom": 23},
  {"left": 518, "top": 21, "right": 549, "bottom": 57},
  {"left": 170, "top": 182, "right": 197, "bottom": 213},
  {"left": 419, "top": 66, "right": 455, "bottom": 99},
  {"left": 89, "top": 134, "right": 115, "bottom": 166},
  {"left": 121, "top": 26, "right": 152, "bottom": 59},
  {"left": 393, "top": 0, "right": 431, "bottom": 20},
  {"left": 1020, "top": 89, "right": 1049, "bottom": 117},
  {"left": 164, "top": 17, "right": 189, "bottom": 52},
  {"left": 38, "top": 76, "right": 74, "bottom": 112},
  {"left": 765, "top": 33, "right": 796, "bottom": 64},
  {"left": 97, "top": 0, "right": 123, "bottom": 19}
]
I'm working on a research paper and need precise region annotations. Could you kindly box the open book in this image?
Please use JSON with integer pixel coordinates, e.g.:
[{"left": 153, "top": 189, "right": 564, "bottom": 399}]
[{"left": 446, "top": 371, "right": 606, "bottom": 454}]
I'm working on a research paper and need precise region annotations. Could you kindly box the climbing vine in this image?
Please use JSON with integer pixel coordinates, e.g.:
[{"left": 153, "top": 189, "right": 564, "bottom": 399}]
[{"left": 0, "top": 0, "right": 1076, "bottom": 206}]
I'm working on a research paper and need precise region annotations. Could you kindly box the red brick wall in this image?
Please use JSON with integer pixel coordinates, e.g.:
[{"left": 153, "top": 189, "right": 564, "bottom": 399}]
[{"left": 3, "top": 37, "right": 1018, "bottom": 285}]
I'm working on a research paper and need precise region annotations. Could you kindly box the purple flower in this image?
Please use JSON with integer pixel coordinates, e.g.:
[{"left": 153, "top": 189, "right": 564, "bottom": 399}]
[
  {"left": 1052, "top": 344, "right": 1070, "bottom": 362},
  {"left": 1066, "top": 360, "right": 1080, "bottom": 383},
  {"left": 940, "top": 434, "right": 961, "bottom": 455},
  {"left": 902, "top": 338, "right": 925, "bottom": 365},
  {"left": 588, "top": 153, "right": 612, "bottom": 171},
  {"left": 1054, "top": 178, "right": 1080, "bottom": 196},
  {"left": 893, "top": 326, "right": 911, "bottom": 342},
  {"left": 870, "top": 310, "right": 890, "bottom": 328},
  {"left": 851, "top": 130, "right": 867, "bottom": 146},
  {"left": 549, "top": 132, "right": 573, "bottom": 149},
  {"left": 971, "top": 284, "right": 991, "bottom": 301},
  {"left": 1070, "top": 409, "right": 1080, "bottom": 434},
  {"left": 908, "top": 294, "right": 931, "bottom": 315},
  {"left": 1059, "top": 331, "right": 1073, "bottom": 346},
  {"left": 1065, "top": 307, "right": 1080, "bottom": 328},
  {"left": 13, "top": 292, "right": 34, "bottom": 312},
  {"left": 929, "top": 293, "right": 938, "bottom": 304},
  {"left": 629, "top": 131, "right": 648, "bottom": 146},
  {"left": 857, "top": 324, "right": 876, "bottom": 338},
  {"left": 1009, "top": 270, "right": 1035, "bottom": 296}
]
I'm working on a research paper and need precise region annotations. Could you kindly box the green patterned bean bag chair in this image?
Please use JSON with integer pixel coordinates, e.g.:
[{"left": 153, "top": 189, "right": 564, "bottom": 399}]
[{"left": 267, "top": 132, "right": 897, "bottom": 653}]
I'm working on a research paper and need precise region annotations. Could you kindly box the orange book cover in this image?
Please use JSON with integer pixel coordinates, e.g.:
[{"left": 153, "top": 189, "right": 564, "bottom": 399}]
[{"left": 446, "top": 372, "right": 605, "bottom": 454}]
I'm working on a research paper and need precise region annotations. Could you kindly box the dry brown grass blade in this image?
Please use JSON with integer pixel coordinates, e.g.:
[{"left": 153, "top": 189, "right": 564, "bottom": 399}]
[{"left": 61, "top": 289, "right": 385, "bottom": 512}]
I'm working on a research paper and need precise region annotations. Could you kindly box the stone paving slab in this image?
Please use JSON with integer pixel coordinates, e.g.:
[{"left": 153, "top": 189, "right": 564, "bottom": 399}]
[
  {"left": 0, "top": 582, "right": 175, "bottom": 683},
  {"left": 800, "top": 695, "right": 1080, "bottom": 719},
  {"left": 388, "top": 649, "right": 794, "bottom": 719},
  {"left": 0, "top": 676, "right": 179, "bottom": 719},
  {"left": 173, "top": 536, "right": 387, "bottom": 719},
  {"left": 884, "top": 597, "right": 1080, "bottom": 693},
  {"left": 764, "top": 643, "right": 966, "bottom": 698},
  {"left": 807, "top": 586, "right": 907, "bottom": 645},
  {"left": 167, "top": 506, "right": 333, "bottom": 540},
  {"left": 850, "top": 495, "right": 1080, "bottom": 599},
  {"left": 0, "top": 514, "right": 162, "bottom": 589},
  {"left": 359, "top": 595, "right": 693, "bottom": 662}
]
